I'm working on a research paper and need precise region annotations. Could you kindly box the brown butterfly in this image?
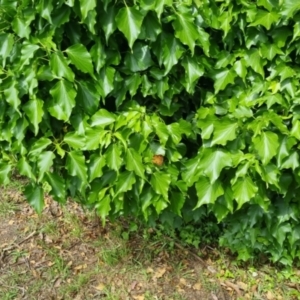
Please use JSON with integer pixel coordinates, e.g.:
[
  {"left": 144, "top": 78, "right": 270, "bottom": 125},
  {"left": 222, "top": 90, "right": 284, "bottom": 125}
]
[{"left": 152, "top": 155, "right": 164, "bottom": 166}]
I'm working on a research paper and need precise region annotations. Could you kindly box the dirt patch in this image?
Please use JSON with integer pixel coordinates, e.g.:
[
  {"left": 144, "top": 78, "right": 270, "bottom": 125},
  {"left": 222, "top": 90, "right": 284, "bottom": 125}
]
[{"left": 0, "top": 187, "right": 228, "bottom": 300}]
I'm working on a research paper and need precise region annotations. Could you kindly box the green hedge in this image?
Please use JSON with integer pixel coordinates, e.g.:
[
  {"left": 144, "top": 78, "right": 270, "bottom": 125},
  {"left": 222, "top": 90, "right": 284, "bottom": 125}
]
[{"left": 1, "top": 0, "right": 300, "bottom": 265}]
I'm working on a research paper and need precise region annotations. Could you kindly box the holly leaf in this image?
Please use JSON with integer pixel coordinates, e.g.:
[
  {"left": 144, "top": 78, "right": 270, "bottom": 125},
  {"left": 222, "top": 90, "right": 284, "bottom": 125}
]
[
  {"left": 24, "top": 184, "right": 44, "bottom": 214},
  {"left": 233, "top": 177, "right": 258, "bottom": 209},
  {"left": 66, "top": 43, "right": 94, "bottom": 75},
  {"left": 195, "top": 177, "right": 224, "bottom": 209},
  {"left": 115, "top": 6, "right": 144, "bottom": 48},
  {"left": 151, "top": 172, "right": 171, "bottom": 200}
]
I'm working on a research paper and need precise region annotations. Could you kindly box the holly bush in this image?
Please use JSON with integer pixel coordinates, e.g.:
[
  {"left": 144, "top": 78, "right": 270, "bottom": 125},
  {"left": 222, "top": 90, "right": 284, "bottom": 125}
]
[{"left": 1, "top": 0, "right": 300, "bottom": 265}]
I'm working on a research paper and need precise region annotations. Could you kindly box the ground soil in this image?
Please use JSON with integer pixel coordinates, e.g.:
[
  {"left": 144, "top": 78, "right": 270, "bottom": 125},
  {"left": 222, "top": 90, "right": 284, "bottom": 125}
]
[{"left": 0, "top": 185, "right": 231, "bottom": 300}]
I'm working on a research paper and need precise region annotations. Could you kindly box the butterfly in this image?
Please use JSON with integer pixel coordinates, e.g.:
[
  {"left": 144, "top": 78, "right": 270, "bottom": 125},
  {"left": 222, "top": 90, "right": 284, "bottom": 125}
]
[{"left": 152, "top": 155, "right": 164, "bottom": 166}]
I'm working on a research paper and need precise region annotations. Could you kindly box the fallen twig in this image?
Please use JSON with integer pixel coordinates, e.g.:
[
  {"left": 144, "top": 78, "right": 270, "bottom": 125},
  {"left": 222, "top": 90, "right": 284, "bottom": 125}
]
[{"left": 223, "top": 280, "right": 242, "bottom": 297}]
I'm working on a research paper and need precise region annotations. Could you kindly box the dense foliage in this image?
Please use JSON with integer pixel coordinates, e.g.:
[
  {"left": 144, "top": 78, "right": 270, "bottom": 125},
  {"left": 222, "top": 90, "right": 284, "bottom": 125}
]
[{"left": 1, "top": 0, "right": 300, "bottom": 265}]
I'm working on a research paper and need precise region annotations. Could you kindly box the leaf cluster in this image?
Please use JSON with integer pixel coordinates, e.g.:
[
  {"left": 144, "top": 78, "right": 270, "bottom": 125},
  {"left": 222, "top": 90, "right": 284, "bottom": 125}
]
[{"left": 1, "top": 0, "right": 300, "bottom": 265}]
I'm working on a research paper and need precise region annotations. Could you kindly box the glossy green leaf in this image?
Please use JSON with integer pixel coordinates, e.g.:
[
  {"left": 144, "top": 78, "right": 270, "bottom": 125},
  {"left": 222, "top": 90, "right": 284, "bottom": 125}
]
[
  {"left": 4, "top": 82, "right": 21, "bottom": 113},
  {"left": 233, "top": 177, "right": 258, "bottom": 209},
  {"left": 139, "top": 11, "right": 161, "bottom": 42},
  {"left": 96, "top": 195, "right": 111, "bottom": 224},
  {"left": 37, "top": 0, "right": 53, "bottom": 23},
  {"left": 49, "top": 80, "right": 77, "bottom": 121},
  {"left": 281, "top": 0, "right": 300, "bottom": 17},
  {"left": 115, "top": 6, "right": 144, "bottom": 48},
  {"left": 170, "top": 192, "right": 185, "bottom": 216},
  {"left": 88, "top": 154, "right": 106, "bottom": 181},
  {"left": 153, "top": 33, "right": 184, "bottom": 74},
  {"left": 0, "top": 33, "right": 14, "bottom": 67},
  {"left": 79, "top": 0, "right": 96, "bottom": 20},
  {"left": 28, "top": 138, "right": 52, "bottom": 157},
  {"left": 181, "top": 155, "right": 201, "bottom": 187},
  {"left": 76, "top": 80, "right": 99, "bottom": 115},
  {"left": 50, "top": 52, "right": 75, "bottom": 82},
  {"left": 250, "top": 10, "right": 280, "bottom": 30},
  {"left": 213, "top": 69, "right": 236, "bottom": 93},
  {"left": 245, "top": 49, "right": 265, "bottom": 77},
  {"left": 151, "top": 172, "right": 171, "bottom": 200},
  {"left": 199, "top": 148, "right": 232, "bottom": 183},
  {"left": 195, "top": 177, "right": 224, "bottom": 209},
  {"left": 115, "top": 171, "right": 136, "bottom": 195},
  {"left": 66, "top": 44, "right": 94, "bottom": 75},
  {"left": 280, "top": 152, "right": 299, "bottom": 171},
  {"left": 233, "top": 59, "right": 247, "bottom": 80},
  {"left": 24, "top": 184, "right": 44, "bottom": 214},
  {"left": 253, "top": 131, "right": 279, "bottom": 165},
  {"left": 90, "top": 109, "right": 116, "bottom": 127},
  {"left": 172, "top": 12, "right": 198, "bottom": 54},
  {"left": 124, "top": 42, "right": 153, "bottom": 72},
  {"left": 12, "top": 17, "right": 31, "bottom": 38},
  {"left": 182, "top": 56, "right": 204, "bottom": 92},
  {"left": 64, "top": 132, "right": 86, "bottom": 149},
  {"left": 106, "top": 144, "right": 122, "bottom": 172},
  {"left": 97, "top": 67, "right": 115, "bottom": 97},
  {"left": 37, "top": 151, "right": 55, "bottom": 181},
  {"left": 211, "top": 120, "right": 238, "bottom": 146},
  {"left": 0, "top": 163, "right": 11, "bottom": 185},
  {"left": 17, "top": 158, "right": 35, "bottom": 180},
  {"left": 100, "top": 5, "right": 117, "bottom": 43},
  {"left": 66, "top": 151, "right": 88, "bottom": 183},
  {"left": 125, "top": 148, "right": 145, "bottom": 179},
  {"left": 45, "top": 172, "right": 66, "bottom": 203},
  {"left": 23, "top": 99, "right": 44, "bottom": 136}
]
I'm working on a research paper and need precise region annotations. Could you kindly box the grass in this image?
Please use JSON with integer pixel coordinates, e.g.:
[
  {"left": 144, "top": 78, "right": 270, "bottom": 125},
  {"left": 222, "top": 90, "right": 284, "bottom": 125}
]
[{"left": 0, "top": 181, "right": 300, "bottom": 300}]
